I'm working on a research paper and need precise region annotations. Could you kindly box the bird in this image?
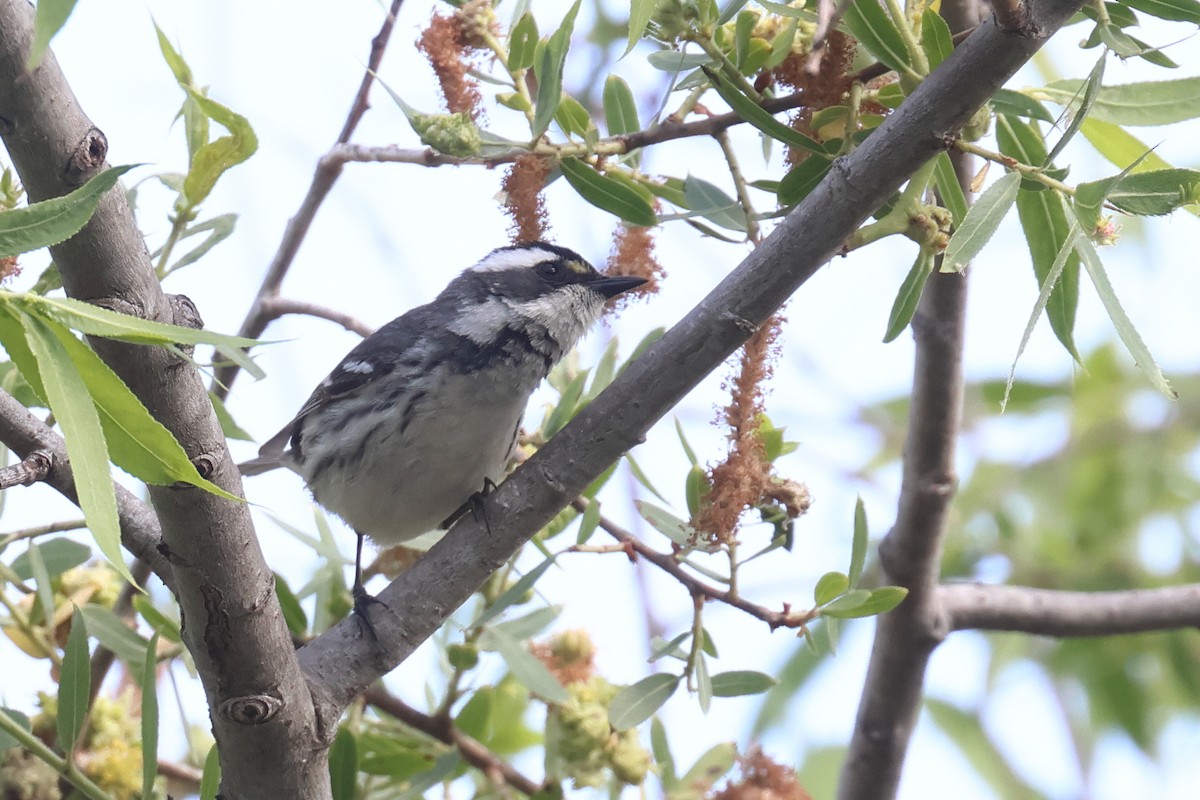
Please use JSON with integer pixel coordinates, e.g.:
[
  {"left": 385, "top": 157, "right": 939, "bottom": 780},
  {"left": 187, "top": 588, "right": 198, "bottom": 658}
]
[{"left": 241, "top": 241, "right": 647, "bottom": 631}]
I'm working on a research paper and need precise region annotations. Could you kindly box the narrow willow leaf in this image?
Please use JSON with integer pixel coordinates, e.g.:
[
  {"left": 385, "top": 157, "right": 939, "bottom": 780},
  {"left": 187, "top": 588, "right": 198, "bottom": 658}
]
[
  {"left": 842, "top": 0, "right": 914, "bottom": 75},
  {"left": 200, "top": 745, "right": 220, "bottom": 800},
  {"left": 849, "top": 496, "right": 868, "bottom": 587},
  {"left": 940, "top": 171, "right": 1020, "bottom": 272},
  {"left": 165, "top": 213, "right": 237, "bottom": 275},
  {"left": 820, "top": 588, "right": 872, "bottom": 617},
  {"left": 996, "top": 116, "right": 1081, "bottom": 361},
  {"left": 603, "top": 76, "right": 640, "bottom": 137},
  {"left": 1073, "top": 152, "right": 1152, "bottom": 229},
  {"left": 27, "top": 541, "right": 55, "bottom": 628},
  {"left": 329, "top": 727, "right": 359, "bottom": 800},
  {"left": 210, "top": 391, "right": 254, "bottom": 441},
  {"left": 27, "top": 0, "right": 78, "bottom": 69},
  {"left": 851, "top": 586, "right": 910, "bottom": 616},
  {"left": 932, "top": 152, "right": 968, "bottom": 225},
  {"left": 696, "top": 653, "right": 712, "bottom": 713},
  {"left": 1071, "top": 215, "right": 1176, "bottom": 399},
  {"left": 141, "top": 632, "right": 160, "bottom": 800},
  {"left": 609, "top": 674, "right": 680, "bottom": 730},
  {"left": 491, "top": 606, "right": 561, "bottom": 641},
  {"left": 674, "top": 417, "right": 699, "bottom": 466},
  {"left": 1080, "top": 118, "right": 1172, "bottom": 173},
  {"left": 134, "top": 596, "right": 182, "bottom": 643},
  {"left": 153, "top": 20, "right": 193, "bottom": 86},
  {"left": 1045, "top": 54, "right": 1106, "bottom": 166},
  {"left": 685, "top": 465, "right": 710, "bottom": 518},
  {"left": 275, "top": 572, "right": 309, "bottom": 637},
  {"left": 0, "top": 709, "right": 32, "bottom": 752},
  {"left": 508, "top": 12, "right": 539, "bottom": 70},
  {"left": 1120, "top": 0, "right": 1200, "bottom": 23},
  {"left": 636, "top": 500, "right": 694, "bottom": 546},
  {"left": 9, "top": 539, "right": 90, "bottom": 581},
  {"left": 814, "top": 571, "right": 850, "bottom": 605},
  {"left": 683, "top": 175, "right": 746, "bottom": 232},
  {"left": 703, "top": 68, "right": 825, "bottom": 154},
  {"left": 989, "top": 89, "right": 1055, "bottom": 122},
  {"left": 182, "top": 91, "right": 258, "bottom": 206},
  {"left": 18, "top": 313, "right": 131, "bottom": 583},
  {"left": 0, "top": 166, "right": 135, "bottom": 258},
  {"left": 1105, "top": 168, "right": 1200, "bottom": 215},
  {"left": 576, "top": 497, "right": 601, "bottom": 544},
  {"left": 473, "top": 556, "right": 557, "bottom": 627},
  {"left": 559, "top": 158, "right": 656, "bottom": 225},
  {"left": 1003, "top": 218, "right": 1080, "bottom": 411},
  {"left": 679, "top": 742, "right": 738, "bottom": 790},
  {"left": 58, "top": 609, "right": 91, "bottom": 753},
  {"left": 626, "top": 0, "right": 657, "bottom": 56},
  {"left": 883, "top": 249, "right": 936, "bottom": 343},
  {"left": 1038, "top": 76, "right": 1200, "bottom": 126},
  {"left": 651, "top": 717, "right": 676, "bottom": 788},
  {"left": 757, "top": 0, "right": 821, "bottom": 19},
  {"left": 554, "top": 95, "right": 594, "bottom": 139},
  {"left": 479, "top": 627, "right": 570, "bottom": 704},
  {"left": 920, "top": 9, "right": 953, "bottom": 71},
  {"left": 710, "top": 670, "right": 778, "bottom": 697},
  {"left": 778, "top": 155, "right": 833, "bottom": 206},
  {"left": 533, "top": 0, "right": 582, "bottom": 139},
  {"left": 80, "top": 605, "right": 150, "bottom": 677},
  {"left": 646, "top": 50, "right": 715, "bottom": 71},
  {"left": 34, "top": 312, "right": 239, "bottom": 499}
]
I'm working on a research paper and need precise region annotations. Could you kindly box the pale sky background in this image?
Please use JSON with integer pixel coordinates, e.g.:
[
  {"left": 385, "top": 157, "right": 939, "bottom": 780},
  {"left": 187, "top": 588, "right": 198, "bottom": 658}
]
[{"left": 1, "top": 1, "right": 1199, "bottom": 798}]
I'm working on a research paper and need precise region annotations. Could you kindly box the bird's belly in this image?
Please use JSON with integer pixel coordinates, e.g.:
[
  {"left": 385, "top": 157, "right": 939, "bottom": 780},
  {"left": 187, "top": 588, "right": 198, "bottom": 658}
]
[{"left": 303, "top": 387, "right": 525, "bottom": 545}]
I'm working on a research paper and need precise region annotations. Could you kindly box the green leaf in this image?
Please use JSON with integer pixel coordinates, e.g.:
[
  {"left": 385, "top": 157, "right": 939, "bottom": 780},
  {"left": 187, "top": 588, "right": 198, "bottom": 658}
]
[
  {"left": 989, "top": 89, "right": 1055, "bottom": 122},
  {"left": 1045, "top": 54, "right": 1106, "bottom": 166},
  {"left": 940, "top": 171, "right": 1020, "bottom": 272},
  {"left": 820, "top": 588, "right": 872, "bottom": 617},
  {"left": 609, "top": 674, "right": 680, "bottom": 730},
  {"left": 27, "top": 540, "right": 55, "bottom": 628},
  {"left": 473, "top": 557, "right": 556, "bottom": 628},
  {"left": 1071, "top": 220, "right": 1175, "bottom": 399},
  {"left": 30, "top": 312, "right": 239, "bottom": 499},
  {"left": 27, "top": 0, "right": 78, "bottom": 70},
  {"left": 853, "top": 586, "right": 910, "bottom": 616},
  {"left": 696, "top": 652, "right": 712, "bottom": 712},
  {"left": 703, "top": 68, "right": 825, "bottom": 154},
  {"left": 710, "top": 670, "right": 778, "bottom": 697},
  {"left": 636, "top": 500, "right": 694, "bottom": 546},
  {"left": 849, "top": 497, "right": 868, "bottom": 587},
  {"left": 685, "top": 464, "right": 710, "bottom": 518},
  {"left": 163, "top": 213, "right": 237, "bottom": 276},
  {"left": 543, "top": 369, "right": 588, "bottom": 437},
  {"left": 554, "top": 95, "right": 594, "bottom": 139},
  {"left": 814, "top": 571, "right": 850, "bottom": 605},
  {"left": 200, "top": 745, "right": 220, "bottom": 800},
  {"left": 275, "top": 572, "right": 308, "bottom": 637},
  {"left": 1072, "top": 152, "right": 1151, "bottom": 229},
  {"left": 1104, "top": 168, "right": 1200, "bottom": 215},
  {"left": 920, "top": 10, "right": 954, "bottom": 71},
  {"left": 508, "top": 12, "right": 539, "bottom": 70},
  {"left": 1119, "top": 0, "right": 1200, "bottom": 23},
  {"left": 734, "top": 10, "right": 757, "bottom": 69},
  {"left": 210, "top": 391, "right": 254, "bottom": 441},
  {"left": 182, "top": 91, "right": 258, "bottom": 207},
  {"left": 153, "top": 20, "right": 193, "bottom": 87},
  {"left": 996, "top": 116, "right": 1081, "bottom": 361},
  {"left": 778, "top": 155, "right": 833, "bottom": 207},
  {"left": 15, "top": 312, "right": 131, "bottom": 583},
  {"left": 80, "top": 605, "right": 150, "bottom": 677},
  {"left": 883, "top": 249, "right": 936, "bottom": 343},
  {"left": 533, "top": 0, "right": 582, "bottom": 139},
  {"left": 1080, "top": 118, "right": 1173, "bottom": 173},
  {"left": 490, "top": 605, "right": 561, "bottom": 641},
  {"left": 651, "top": 717, "right": 676, "bottom": 788},
  {"left": 626, "top": 0, "right": 657, "bottom": 56},
  {"left": 1038, "top": 76, "right": 1200, "bottom": 126},
  {"left": 133, "top": 596, "right": 182, "bottom": 643},
  {"left": 843, "top": 0, "right": 914, "bottom": 76},
  {"left": 9, "top": 539, "right": 91, "bottom": 581},
  {"left": 17, "top": 293, "right": 262, "bottom": 379},
  {"left": 0, "top": 709, "right": 32, "bottom": 752},
  {"left": 0, "top": 166, "right": 136, "bottom": 259},
  {"left": 479, "top": 627, "right": 569, "bottom": 704},
  {"left": 58, "top": 608, "right": 91, "bottom": 753},
  {"left": 679, "top": 742, "right": 738, "bottom": 793},
  {"left": 683, "top": 175, "right": 746, "bottom": 232},
  {"left": 932, "top": 152, "right": 968, "bottom": 226},
  {"left": 559, "top": 158, "right": 657, "bottom": 226},
  {"left": 576, "top": 497, "right": 601, "bottom": 545},
  {"left": 675, "top": 416, "right": 699, "bottom": 466},
  {"left": 926, "top": 698, "right": 1044, "bottom": 797},
  {"left": 329, "top": 727, "right": 359, "bottom": 800},
  {"left": 141, "top": 632, "right": 160, "bottom": 800},
  {"left": 647, "top": 50, "right": 715, "bottom": 71},
  {"left": 603, "top": 76, "right": 641, "bottom": 137}
]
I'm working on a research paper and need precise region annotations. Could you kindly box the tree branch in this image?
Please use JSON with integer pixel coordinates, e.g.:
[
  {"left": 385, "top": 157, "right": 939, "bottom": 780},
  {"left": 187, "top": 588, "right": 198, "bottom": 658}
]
[
  {"left": 941, "top": 583, "right": 1200, "bottom": 635},
  {"left": 362, "top": 685, "right": 544, "bottom": 795},
  {"left": 259, "top": 296, "right": 374, "bottom": 338},
  {"left": 212, "top": 0, "right": 407, "bottom": 400},
  {"left": 0, "top": 3, "right": 322, "bottom": 795},
  {"left": 0, "top": 448, "right": 53, "bottom": 489},
  {"left": 0, "top": 389, "right": 173, "bottom": 587},
  {"left": 297, "top": 0, "right": 1088, "bottom": 717}
]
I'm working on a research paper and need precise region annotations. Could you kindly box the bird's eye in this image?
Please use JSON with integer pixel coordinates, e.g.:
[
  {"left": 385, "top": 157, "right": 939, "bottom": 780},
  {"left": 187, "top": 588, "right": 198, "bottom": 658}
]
[{"left": 536, "top": 262, "right": 563, "bottom": 280}]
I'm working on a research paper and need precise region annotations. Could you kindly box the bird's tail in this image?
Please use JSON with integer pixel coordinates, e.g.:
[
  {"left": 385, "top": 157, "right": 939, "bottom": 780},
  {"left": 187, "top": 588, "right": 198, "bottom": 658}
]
[{"left": 238, "top": 455, "right": 283, "bottom": 476}]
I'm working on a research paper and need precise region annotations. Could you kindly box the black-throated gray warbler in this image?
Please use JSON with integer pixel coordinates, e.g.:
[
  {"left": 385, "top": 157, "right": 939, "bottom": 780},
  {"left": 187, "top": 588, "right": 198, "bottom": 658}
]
[{"left": 241, "top": 241, "right": 646, "bottom": 629}]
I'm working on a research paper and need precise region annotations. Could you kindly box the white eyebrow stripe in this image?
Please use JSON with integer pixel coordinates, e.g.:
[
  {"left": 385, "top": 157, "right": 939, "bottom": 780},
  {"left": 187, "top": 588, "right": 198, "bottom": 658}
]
[{"left": 471, "top": 247, "right": 561, "bottom": 272}]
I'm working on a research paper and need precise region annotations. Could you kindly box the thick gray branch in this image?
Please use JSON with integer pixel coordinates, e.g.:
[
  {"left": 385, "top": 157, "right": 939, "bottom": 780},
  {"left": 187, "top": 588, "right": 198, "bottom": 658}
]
[
  {"left": 298, "top": 0, "right": 1088, "bottom": 716},
  {"left": 0, "top": 389, "right": 173, "bottom": 586},
  {"left": 0, "top": 4, "right": 323, "bottom": 796},
  {"left": 942, "top": 583, "right": 1200, "bottom": 635}
]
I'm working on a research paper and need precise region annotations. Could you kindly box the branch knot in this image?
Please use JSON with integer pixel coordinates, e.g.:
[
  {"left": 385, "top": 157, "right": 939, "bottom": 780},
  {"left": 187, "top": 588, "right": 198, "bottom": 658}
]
[{"left": 218, "top": 693, "right": 284, "bottom": 726}]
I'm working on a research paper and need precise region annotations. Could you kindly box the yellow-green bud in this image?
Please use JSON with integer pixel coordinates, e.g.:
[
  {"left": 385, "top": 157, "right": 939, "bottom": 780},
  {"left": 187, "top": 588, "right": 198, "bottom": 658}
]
[
  {"left": 448, "top": 643, "right": 480, "bottom": 671},
  {"left": 411, "top": 112, "right": 483, "bottom": 157}
]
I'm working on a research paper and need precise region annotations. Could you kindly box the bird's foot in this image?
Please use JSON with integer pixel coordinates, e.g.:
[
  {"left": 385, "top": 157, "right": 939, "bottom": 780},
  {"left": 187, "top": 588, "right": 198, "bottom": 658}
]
[
  {"left": 352, "top": 583, "right": 390, "bottom": 642},
  {"left": 441, "top": 478, "right": 499, "bottom": 536}
]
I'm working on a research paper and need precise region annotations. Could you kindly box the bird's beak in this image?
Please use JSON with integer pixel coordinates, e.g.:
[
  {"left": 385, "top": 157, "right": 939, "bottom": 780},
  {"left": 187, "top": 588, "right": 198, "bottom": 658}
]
[{"left": 589, "top": 275, "right": 648, "bottom": 299}]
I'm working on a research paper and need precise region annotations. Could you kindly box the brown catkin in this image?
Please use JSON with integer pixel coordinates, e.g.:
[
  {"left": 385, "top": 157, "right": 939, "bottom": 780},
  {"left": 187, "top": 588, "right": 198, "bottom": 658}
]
[{"left": 501, "top": 154, "right": 552, "bottom": 243}]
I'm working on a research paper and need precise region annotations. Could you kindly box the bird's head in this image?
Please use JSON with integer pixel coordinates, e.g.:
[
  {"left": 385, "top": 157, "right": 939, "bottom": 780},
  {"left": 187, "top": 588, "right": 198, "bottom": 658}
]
[{"left": 444, "top": 242, "right": 647, "bottom": 354}]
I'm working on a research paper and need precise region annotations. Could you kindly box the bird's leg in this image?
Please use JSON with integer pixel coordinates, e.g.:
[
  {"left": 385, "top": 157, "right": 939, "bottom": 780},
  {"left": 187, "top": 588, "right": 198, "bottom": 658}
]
[
  {"left": 440, "top": 478, "right": 499, "bottom": 536},
  {"left": 352, "top": 530, "right": 388, "bottom": 641}
]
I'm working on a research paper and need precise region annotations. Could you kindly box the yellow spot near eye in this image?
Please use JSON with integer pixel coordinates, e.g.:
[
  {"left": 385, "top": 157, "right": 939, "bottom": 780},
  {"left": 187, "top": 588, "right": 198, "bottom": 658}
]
[{"left": 566, "top": 260, "right": 588, "bottom": 274}]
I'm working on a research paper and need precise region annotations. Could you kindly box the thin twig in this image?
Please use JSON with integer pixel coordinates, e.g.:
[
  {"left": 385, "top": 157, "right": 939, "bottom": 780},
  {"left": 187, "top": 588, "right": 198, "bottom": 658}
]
[
  {"left": 362, "top": 685, "right": 544, "bottom": 795},
  {"left": 570, "top": 499, "right": 812, "bottom": 630},
  {"left": 807, "top": 0, "right": 857, "bottom": 74},
  {"left": 0, "top": 518, "right": 87, "bottom": 547},
  {"left": 0, "top": 449, "right": 53, "bottom": 489},
  {"left": 212, "top": 0, "right": 407, "bottom": 400},
  {"left": 259, "top": 297, "right": 375, "bottom": 338},
  {"left": 714, "top": 130, "right": 761, "bottom": 243}
]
